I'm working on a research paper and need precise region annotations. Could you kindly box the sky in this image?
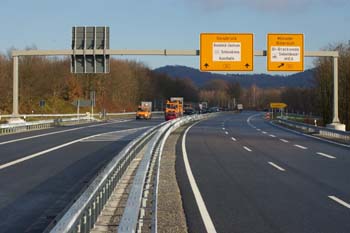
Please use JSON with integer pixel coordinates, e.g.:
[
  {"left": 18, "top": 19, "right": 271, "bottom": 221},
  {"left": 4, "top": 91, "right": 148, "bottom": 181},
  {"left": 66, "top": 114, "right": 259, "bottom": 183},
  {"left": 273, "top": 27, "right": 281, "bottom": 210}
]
[{"left": 1, "top": 0, "right": 349, "bottom": 74}]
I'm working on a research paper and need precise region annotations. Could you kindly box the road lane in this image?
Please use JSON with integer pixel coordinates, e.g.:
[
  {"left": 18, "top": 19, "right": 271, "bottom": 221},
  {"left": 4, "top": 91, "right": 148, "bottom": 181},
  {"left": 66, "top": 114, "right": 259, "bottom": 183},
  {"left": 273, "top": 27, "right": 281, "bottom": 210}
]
[
  {"left": 0, "top": 118, "right": 163, "bottom": 233},
  {"left": 177, "top": 112, "right": 350, "bottom": 233}
]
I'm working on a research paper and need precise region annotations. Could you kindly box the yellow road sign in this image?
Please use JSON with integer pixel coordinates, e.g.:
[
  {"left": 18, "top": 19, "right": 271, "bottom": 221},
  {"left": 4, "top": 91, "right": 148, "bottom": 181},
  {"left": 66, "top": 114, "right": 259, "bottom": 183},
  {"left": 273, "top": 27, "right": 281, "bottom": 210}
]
[
  {"left": 267, "top": 33, "right": 304, "bottom": 71},
  {"left": 270, "top": 102, "right": 287, "bottom": 109},
  {"left": 200, "top": 33, "right": 254, "bottom": 71}
]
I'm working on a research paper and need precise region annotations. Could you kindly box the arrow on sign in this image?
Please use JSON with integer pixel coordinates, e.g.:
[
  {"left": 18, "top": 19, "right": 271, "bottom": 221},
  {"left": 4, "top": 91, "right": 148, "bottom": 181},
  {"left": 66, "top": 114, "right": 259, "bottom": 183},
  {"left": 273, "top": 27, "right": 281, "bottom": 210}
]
[
  {"left": 245, "top": 63, "right": 250, "bottom": 68},
  {"left": 278, "top": 63, "right": 285, "bottom": 68},
  {"left": 204, "top": 63, "right": 209, "bottom": 68}
]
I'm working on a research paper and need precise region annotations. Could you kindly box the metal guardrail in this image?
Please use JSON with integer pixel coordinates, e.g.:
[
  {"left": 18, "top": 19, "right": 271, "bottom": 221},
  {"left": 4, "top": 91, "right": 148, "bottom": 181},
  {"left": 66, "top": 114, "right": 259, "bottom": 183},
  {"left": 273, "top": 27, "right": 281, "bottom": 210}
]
[
  {"left": 276, "top": 117, "right": 350, "bottom": 142},
  {"left": 47, "top": 113, "right": 210, "bottom": 233},
  {"left": 0, "top": 117, "right": 92, "bottom": 135}
]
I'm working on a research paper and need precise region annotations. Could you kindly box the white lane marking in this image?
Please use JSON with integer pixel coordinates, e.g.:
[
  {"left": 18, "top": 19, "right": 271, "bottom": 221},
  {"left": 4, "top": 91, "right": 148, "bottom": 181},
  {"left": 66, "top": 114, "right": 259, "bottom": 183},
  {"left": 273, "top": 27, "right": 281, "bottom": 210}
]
[
  {"left": 269, "top": 134, "right": 276, "bottom": 138},
  {"left": 268, "top": 162, "right": 286, "bottom": 172},
  {"left": 0, "top": 121, "right": 129, "bottom": 146},
  {"left": 231, "top": 137, "right": 237, "bottom": 142},
  {"left": 0, "top": 127, "right": 149, "bottom": 170},
  {"left": 294, "top": 144, "right": 308, "bottom": 150},
  {"left": 328, "top": 196, "right": 350, "bottom": 209},
  {"left": 280, "top": 139, "right": 289, "bottom": 143},
  {"left": 225, "top": 131, "right": 229, "bottom": 135},
  {"left": 222, "top": 128, "right": 226, "bottom": 130},
  {"left": 317, "top": 152, "right": 336, "bottom": 159},
  {"left": 257, "top": 129, "right": 261, "bottom": 131},
  {"left": 262, "top": 131, "right": 267, "bottom": 134},
  {"left": 182, "top": 123, "right": 217, "bottom": 233},
  {"left": 243, "top": 146, "right": 252, "bottom": 152}
]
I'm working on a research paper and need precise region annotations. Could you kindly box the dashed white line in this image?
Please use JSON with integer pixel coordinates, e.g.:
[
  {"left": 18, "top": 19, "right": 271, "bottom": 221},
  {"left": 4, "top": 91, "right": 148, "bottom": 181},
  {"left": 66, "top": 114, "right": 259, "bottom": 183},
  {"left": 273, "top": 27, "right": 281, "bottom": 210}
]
[
  {"left": 257, "top": 129, "right": 261, "bottom": 131},
  {"left": 268, "top": 162, "right": 286, "bottom": 172},
  {"left": 269, "top": 134, "right": 276, "bottom": 138},
  {"left": 294, "top": 144, "right": 308, "bottom": 150},
  {"left": 225, "top": 131, "right": 229, "bottom": 135},
  {"left": 280, "top": 139, "right": 289, "bottom": 143},
  {"left": 262, "top": 131, "right": 267, "bottom": 134},
  {"left": 222, "top": 128, "right": 226, "bottom": 130},
  {"left": 182, "top": 123, "right": 217, "bottom": 233},
  {"left": 328, "top": 196, "right": 350, "bottom": 209},
  {"left": 231, "top": 137, "right": 237, "bottom": 141},
  {"left": 317, "top": 152, "right": 336, "bottom": 159},
  {"left": 243, "top": 146, "right": 252, "bottom": 152}
]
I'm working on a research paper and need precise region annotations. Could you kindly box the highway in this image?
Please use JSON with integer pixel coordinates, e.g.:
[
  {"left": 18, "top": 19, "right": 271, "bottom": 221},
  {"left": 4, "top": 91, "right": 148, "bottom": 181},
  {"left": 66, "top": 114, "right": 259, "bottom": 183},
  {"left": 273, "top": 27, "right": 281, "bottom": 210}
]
[
  {"left": 0, "top": 118, "right": 163, "bottom": 233},
  {"left": 177, "top": 112, "right": 350, "bottom": 233}
]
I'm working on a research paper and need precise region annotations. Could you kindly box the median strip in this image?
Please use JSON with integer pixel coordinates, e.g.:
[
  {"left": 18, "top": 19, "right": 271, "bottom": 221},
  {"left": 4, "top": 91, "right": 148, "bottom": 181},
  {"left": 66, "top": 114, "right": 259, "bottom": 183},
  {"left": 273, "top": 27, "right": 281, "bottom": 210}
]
[
  {"left": 328, "top": 196, "right": 350, "bottom": 209},
  {"left": 268, "top": 162, "right": 286, "bottom": 172}
]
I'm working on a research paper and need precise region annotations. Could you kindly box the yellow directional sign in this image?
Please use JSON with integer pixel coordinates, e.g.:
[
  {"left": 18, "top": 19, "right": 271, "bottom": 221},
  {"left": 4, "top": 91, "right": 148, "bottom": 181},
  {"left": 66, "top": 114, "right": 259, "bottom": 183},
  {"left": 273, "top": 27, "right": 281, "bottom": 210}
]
[
  {"left": 267, "top": 33, "right": 304, "bottom": 71},
  {"left": 200, "top": 33, "right": 254, "bottom": 71},
  {"left": 270, "top": 102, "right": 287, "bottom": 109}
]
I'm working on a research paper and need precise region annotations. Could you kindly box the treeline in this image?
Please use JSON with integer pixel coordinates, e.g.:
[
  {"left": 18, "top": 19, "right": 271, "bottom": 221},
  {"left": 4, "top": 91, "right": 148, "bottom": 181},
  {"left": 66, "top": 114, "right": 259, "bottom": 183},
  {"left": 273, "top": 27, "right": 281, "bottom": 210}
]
[{"left": 0, "top": 53, "right": 199, "bottom": 114}]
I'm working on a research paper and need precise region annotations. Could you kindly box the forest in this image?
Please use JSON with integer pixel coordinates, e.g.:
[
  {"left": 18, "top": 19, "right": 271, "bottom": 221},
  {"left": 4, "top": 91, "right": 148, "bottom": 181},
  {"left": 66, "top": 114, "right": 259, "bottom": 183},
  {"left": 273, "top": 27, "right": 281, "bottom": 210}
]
[{"left": 0, "top": 42, "right": 349, "bottom": 129}]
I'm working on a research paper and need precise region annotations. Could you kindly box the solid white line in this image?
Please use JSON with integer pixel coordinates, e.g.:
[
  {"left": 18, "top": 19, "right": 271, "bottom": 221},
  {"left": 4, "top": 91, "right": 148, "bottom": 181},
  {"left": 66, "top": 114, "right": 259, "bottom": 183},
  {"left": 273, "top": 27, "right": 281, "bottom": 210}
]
[
  {"left": 231, "top": 137, "right": 237, "bottom": 141},
  {"left": 328, "top": 196, "right": 350, "bottom": 209},
  {"left": 182, "top": 123, "right": 217, "bottom": 233},
  {"left": 0, "top": 121, "right": 121, "bottom": 146},
  {"left": 317, "top": 152, "right": 336, "bottom": 159},
  {"left": 268, "top": 162, "right": 286, "bottom": 172},
  {"left": 0, "top": 127, "right": 148, "bottom": 170},
  {"left": 269, "top": 134, "right": 276, "bottom": 138},
  {"left": 243, "top": 146, "right": 252, "bottom": 152},
  {"left": 294, "top": 144, "right": 308, "bottom": 150},
  {"left": 225, "top": 131, "right": 229, "bottom": 135},
  {"left": 280, "top": 139, "right": 289, "bottom": 143}
]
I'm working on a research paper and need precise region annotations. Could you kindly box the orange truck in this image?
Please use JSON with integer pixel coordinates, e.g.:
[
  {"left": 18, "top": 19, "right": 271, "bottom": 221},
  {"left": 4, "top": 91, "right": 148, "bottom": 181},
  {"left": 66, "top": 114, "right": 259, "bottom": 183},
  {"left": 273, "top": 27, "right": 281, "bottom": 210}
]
[
  {"left": 136, "top": 101, "right": 152, "bottom": 120},
  {"left": 165, "top": 97, "right": 183, "bottom": 121}
]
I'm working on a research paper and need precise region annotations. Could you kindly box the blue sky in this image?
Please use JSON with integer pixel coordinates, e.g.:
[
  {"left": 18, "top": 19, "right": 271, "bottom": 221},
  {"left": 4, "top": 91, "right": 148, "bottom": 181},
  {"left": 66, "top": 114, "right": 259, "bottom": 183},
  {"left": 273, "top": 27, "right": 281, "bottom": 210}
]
[{"left": 1, "top": 0, "right": 349, "bottom": 74}]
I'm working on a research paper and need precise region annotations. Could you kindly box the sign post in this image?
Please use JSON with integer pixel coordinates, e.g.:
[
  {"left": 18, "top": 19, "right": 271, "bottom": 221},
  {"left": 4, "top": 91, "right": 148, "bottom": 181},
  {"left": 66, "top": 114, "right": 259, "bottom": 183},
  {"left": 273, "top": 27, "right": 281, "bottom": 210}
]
[{"left": 200, "top": 33, "right": 254, "bottom": 71}]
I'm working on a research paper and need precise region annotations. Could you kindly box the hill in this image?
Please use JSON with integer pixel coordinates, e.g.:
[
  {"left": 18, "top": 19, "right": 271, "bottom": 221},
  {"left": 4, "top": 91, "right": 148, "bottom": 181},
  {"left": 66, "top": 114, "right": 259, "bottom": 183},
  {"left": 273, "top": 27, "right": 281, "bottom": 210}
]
[{"left": 154, "top": 65, "right": 315, "bottom": 88}]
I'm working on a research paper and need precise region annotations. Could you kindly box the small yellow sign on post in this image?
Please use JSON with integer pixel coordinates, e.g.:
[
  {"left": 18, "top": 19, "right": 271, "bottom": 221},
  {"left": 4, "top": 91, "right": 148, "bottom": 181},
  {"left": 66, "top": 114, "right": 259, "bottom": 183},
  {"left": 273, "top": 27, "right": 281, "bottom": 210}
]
[
  {"left": 200, "top": 33, "right": 254, "bottom": 71},
  {"left": 270, "top": 102, "right": 287, "bottom": 109},
  {"left": 267, "top": 33, "right": 304, "bottom": 71}
]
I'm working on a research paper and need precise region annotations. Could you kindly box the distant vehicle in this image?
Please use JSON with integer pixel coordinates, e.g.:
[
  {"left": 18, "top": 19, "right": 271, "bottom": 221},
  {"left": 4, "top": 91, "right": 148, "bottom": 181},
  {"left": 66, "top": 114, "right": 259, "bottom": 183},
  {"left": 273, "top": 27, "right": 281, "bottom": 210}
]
[
  {"left": 184, "top": 103, "right": 195, "bottom": 115},
  {"left": 165, "top": 97, "right": 184, "bottom": 121},
  {"left": 237, "top": 104, "right": 243, "bottom": 112},
  {"left": 209, "top": 107, "right": 220, "bottom": 112},
  {"left": 136, "top": 101, "right": 152, "bottom": 120}
]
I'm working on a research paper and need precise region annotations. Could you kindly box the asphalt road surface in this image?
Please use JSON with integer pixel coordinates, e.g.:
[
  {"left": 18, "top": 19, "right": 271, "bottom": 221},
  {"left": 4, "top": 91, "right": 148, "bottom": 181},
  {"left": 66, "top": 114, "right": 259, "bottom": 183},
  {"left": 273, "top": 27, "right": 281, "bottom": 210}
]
[
  {"left": 177, "top": 112, "right": 350, "bottom": 233},
  {"left": 0, "top": 118, "right": 163, "bottom": 233}
]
